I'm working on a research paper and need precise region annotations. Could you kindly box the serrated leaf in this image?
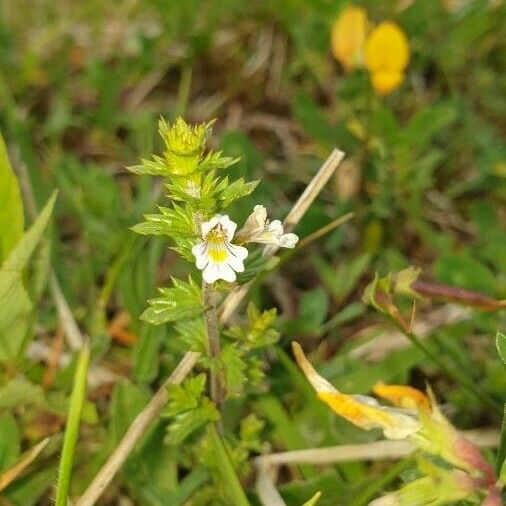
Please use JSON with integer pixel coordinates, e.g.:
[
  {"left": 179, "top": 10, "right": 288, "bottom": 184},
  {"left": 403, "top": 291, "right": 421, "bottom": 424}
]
[
  {"left": 167, "top": 399, "right": 219, "bottom": 445},
  {"left": 141, "top": 276, "right": 202, "bottom": 325},
  {"left": 174, "top": 317, "right": 207, "bottom": 352},
  {"left": 0, "top": 192, "right": 57, "bottom": 362},
  {"left": 131, "top": 204, "right": 196, "bottom": 238},
  {"left": 198, "top": 151, "right": 240, "bottom": 171},
  {"left": 0, "top": 134, "right": 24, "bottom": 264},
  {"left": 216, "top": 178, "right": 258, "bottom": 208},
  {"left": 221, "top": 344, "right": 247, "bottom": 396},
  {"left": 226, "top": 302, "right": 279, "bottom": 349},
  {"left": 496, "top": 332, "right": 506, "bottom": 365},
  {"left": 165, "top": 374, "right": 207, "bottom": 417}
]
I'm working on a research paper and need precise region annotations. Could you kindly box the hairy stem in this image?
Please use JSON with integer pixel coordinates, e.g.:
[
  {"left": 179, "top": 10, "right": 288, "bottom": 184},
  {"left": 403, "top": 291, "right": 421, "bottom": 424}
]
[{"left": 203, "top": 281, "right": 224, "bottom": 430}]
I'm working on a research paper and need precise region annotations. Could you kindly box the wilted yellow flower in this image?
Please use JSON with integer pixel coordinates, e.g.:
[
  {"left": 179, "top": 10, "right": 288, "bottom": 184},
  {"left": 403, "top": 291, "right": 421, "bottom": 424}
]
[
  {"left": 364, "top": 21, "right": 410, "bottom": 95},
  {"left": 331, "top": 6, "right": 368, "bottom": 72},
  {"left": 373, "top": 382, "right": 431, "bottom": 411},
  {"left": 292, "top": 342, "right": 419, "bottom": 440}
]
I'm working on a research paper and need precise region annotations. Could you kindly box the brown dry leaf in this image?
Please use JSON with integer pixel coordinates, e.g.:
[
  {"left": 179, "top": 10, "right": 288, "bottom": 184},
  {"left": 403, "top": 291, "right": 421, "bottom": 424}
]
[
  {"left": 334, "top": 159, "right": 361, "bottom": 201},
  {"left": 108, "top": 311, "right": 138, "bottom": 347}
]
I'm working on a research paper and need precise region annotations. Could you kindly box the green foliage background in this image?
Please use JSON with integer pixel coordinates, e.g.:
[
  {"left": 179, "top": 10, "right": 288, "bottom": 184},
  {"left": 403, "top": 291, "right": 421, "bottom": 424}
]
[{"left": 0, "top": 0, "right": 504, "bottom": 504}]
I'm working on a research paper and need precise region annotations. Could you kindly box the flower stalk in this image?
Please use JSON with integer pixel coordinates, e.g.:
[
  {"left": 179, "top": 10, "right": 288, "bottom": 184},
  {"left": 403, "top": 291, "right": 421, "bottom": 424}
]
[{"left": 202, "top": 280, "right": 224, "bottom": 429}]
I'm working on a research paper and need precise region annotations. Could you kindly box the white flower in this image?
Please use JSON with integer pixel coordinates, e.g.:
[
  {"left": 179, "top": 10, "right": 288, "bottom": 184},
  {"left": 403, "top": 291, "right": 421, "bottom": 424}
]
[
  {"left": 192, "top": 214, "right": 248, "bottom": 284},
  {"left": 237, "top": 205, "right": 299, "bottom": 248}
]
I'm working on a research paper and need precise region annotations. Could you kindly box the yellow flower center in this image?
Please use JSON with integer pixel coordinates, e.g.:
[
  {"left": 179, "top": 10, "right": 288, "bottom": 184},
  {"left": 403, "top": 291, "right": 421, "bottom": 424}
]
[{"left": 206, "top": 227, "right": 228, "bottom": 263}]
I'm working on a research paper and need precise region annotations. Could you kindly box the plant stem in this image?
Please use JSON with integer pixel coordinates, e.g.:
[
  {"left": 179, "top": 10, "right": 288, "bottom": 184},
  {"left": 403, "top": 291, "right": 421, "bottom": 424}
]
[
  {"left": 55, "top": 342, "right": 90, "bottom": 506},
  {"left": 202, "top": 281, "right": 224, "bottom": 432}
]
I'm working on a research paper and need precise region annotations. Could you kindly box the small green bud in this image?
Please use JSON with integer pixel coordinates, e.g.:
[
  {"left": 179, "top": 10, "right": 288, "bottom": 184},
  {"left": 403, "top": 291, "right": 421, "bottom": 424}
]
[
  {"left": 159, "top": 116, "right": 212, "bottom": 176},
  {"left": 392, "top": 266, "right": 422, "bottom": 298}
]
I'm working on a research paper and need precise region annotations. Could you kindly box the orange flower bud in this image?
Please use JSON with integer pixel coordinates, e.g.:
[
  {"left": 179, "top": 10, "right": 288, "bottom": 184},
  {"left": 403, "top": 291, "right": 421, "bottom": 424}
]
[
  {"left": 365, "top": 21, "right": 410, "bottom": 95},
  {"left": 331, "top": 6, "right": 368, "bottom": 72}
]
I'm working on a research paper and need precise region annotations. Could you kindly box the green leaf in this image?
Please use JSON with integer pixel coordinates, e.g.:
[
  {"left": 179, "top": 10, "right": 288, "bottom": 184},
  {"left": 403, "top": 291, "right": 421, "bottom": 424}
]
[
  {"left": 5, "top": 466, "right": 56, "bottom": 506},
  {"left": 55, "top": 344, "right": 90, "bottom": 506},
  {"left": 207, "top": 425, "right": 250, "bottom": 506},
  {"left": 496, "top": 332, "right": 506, "bottom": 365},
  {"left": 167, "top": 398, "right": 219, "bottom": 445},
  {"left": 221, "top": 344, "right": 247, "bottom": 396},
  {"left": 225, "top": 303, "right": 279, "bottom": 349},
  {"left": 141, "top": 276, "right": 202, "bottom": 325},
  {"left": 299, "top": 287, "right": 328, "bottom": 330},
  {"left": 406, "top": 103, "right": 457, "bottom": 151},
  {"left": 235, "top": 250, "right": 280, "bottom": 284},
  {"left": 302, "top": 492, "right": 322, "bottom": 506},
  {"left": 215, "top": 177, "right": 259, "bottom": 208},
  {"left": 0, "top": 134, "right": 24, "bottom": 264},
  {"left": 434, "top": 252, "right": 496, "bottom": 295},
  {"left": 109, "top": 382, "right": 150, "bottom": 446},
  {"left": 0, "top": 378, "right": 45, "bottom": 409},
  {"left": 165, "top": 374, "right": 207, "bottom": 417},
  {"left": 0, "top": 413, "right": 20, "bottom": 470},
  {"left": 131, "top": 204, "right": 196, "bottom": 238},
  {"left": 0, "top": 192, "right": 57, "bottom": 361}
]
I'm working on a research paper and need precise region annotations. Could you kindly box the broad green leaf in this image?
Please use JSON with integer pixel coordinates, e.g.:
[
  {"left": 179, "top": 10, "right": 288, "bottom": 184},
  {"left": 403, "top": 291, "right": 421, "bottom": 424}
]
[
  {"left": 141, "top": 276, "right": 202, "bottom": 325},
  {"left": 133, "top": 325, "right": 162, "bottom": 383},
  {"left": 0, "top": 134, "right": 24, "bottom": 264},
  {"left": 496, "top": 332, "right": 506, "bottom": 365},
  {"left": 0, "top": 378, "right": 45, "bottom": 409},
  {"left": 434, "top": 252, "right": 496, "bottom": 295},
  {"left": 0, "top": 192, "right": 57, "bottom": 361},
  {"left": 0, "top": 413, "right": 20, "bottom": 470}
]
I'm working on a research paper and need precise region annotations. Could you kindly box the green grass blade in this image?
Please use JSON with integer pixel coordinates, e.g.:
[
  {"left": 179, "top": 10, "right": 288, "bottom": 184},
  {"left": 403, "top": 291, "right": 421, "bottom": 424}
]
[
  {"left": 497, "top": 403, "right": 506, "bottom": 475},
  {"left": 207, "top": 424, "right": 250, "bottom": 506},
  {"left": 55, "top": 343, "right": 90, "bottom": 506}
]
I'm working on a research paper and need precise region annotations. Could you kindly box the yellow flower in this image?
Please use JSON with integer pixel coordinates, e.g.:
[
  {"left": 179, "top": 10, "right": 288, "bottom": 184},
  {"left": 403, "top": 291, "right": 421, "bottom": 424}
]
[
  {"left": 331, "top": 6, "right": 368, "bottom": 72},
  {"left": 292, "top": 342, "right": 419, "bottom": 440},
  {"left": 373, "top": 382, "right": 431, "bottom": 411},
  {"left": 364, "top": 21, "right": 410, "bottom": 96}
]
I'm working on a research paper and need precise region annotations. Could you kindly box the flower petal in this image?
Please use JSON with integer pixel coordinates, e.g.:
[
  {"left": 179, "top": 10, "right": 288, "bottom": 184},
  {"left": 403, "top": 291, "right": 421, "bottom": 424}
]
[
  {"left": 203, "top": 262, "right": 220, "bottom": 284},
  {"left": 292, "top": 342, "right": 340, "bottom": 394},
  {"left": 279, "top": 233, "right": 299, "bottom": 248},
  {"left": 192, "top": 242, "right": 209, "bottom": 270},
  {"left": 292, "top": 342, "right": 419, "bottom": 440},
  {"left": 225, "top": 243, "right": 248, "bottom": 272},
  {"left": 201, "top": 216, "right": 220, "bottom": 238},
  {"left": 237, "top": 205, "right": 267, "bottom": 242},
  {"left": 218, "top": 262, "right": 237, "bottom": 282},
  {"left": 373, "top": 383, "right": 430, "bottom": 411},
  {"left": 217, "top": 214, "right": 237, "bottom": 241}
]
